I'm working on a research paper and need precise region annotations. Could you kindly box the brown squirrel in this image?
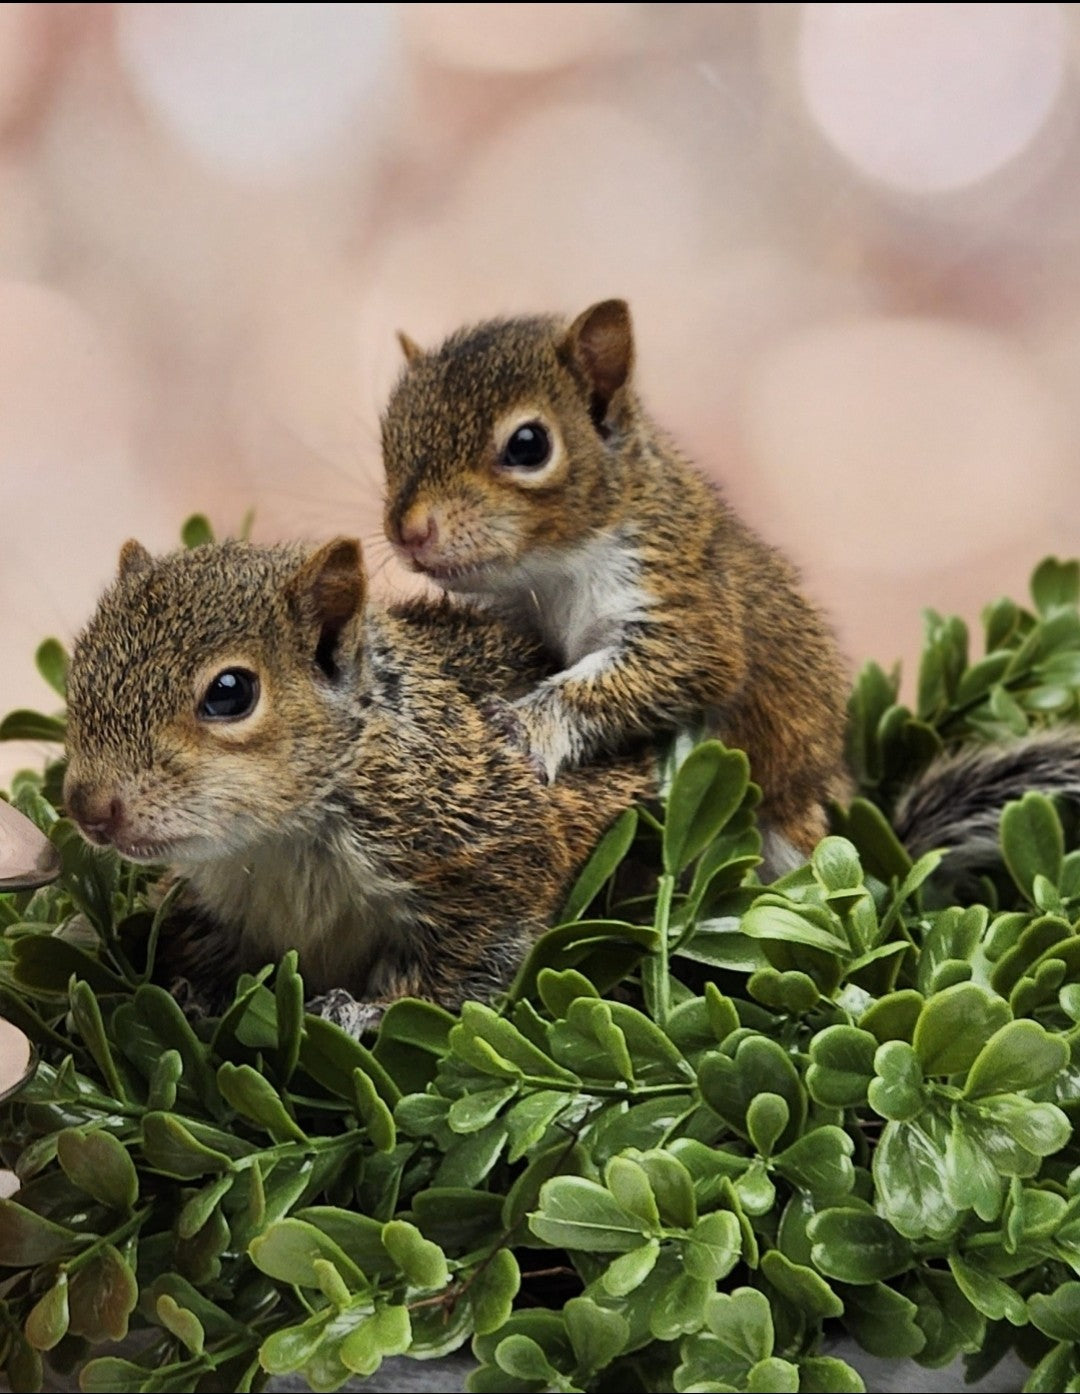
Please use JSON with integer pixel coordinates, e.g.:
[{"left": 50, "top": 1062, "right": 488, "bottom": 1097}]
[
  {"left": 382, "top": 299, "right": 850, "bottom": 872},
  {"left": 62, "top": 538, "right": 653, "bottom": 1033}
]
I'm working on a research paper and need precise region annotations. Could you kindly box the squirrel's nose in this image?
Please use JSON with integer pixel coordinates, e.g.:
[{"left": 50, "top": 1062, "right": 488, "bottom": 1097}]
[
  {"left": 397, "top": 506, "right": 438, "bottom": 553},
  {"left": 66, "top": 784, "right": 125, "bottom": 845}
]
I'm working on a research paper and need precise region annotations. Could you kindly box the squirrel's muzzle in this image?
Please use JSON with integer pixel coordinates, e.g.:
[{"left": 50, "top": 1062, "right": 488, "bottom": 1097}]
[{"left": 64, "top": 780, "right": 126, "bottom": 847}]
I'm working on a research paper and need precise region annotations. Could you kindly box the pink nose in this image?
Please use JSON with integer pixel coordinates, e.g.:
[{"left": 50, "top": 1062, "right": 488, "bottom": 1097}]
[
  {"left": 397, "top": 508, "right": 437, "bottom": 552},
  {"left": 66, "top": 785, "right": 125, "bottom": 844}
]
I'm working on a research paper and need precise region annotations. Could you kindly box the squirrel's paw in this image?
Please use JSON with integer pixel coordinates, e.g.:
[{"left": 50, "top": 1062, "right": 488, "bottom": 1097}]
[
  {"left": 308, "top": 988, "right": 384, "bottom": 1039},
  {"left": 168, "top": 976, "right": 216, "bottom": 1020},
  {"left": 479, "top": 696, "right": 550, "bottom": 783},
  {"left": 509, "top": 693, "right": 582, "bottom": 784}
]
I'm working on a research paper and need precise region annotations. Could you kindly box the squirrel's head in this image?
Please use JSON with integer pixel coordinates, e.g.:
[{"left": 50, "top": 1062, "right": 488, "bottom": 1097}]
[
  {"left": 381, "top": 299, "right": 636, "bottom": 590},
  {"left": 63, "top": 537, "right": 368, "bottom": 866}
]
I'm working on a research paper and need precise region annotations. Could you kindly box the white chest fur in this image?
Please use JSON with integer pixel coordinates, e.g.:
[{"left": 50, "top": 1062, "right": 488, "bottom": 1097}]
[
  {"left": 185, "top": 827, "right": 414, "bottom": 994},
  {"left": 499, "top": 533, "right": 650, "bottom": 665}
]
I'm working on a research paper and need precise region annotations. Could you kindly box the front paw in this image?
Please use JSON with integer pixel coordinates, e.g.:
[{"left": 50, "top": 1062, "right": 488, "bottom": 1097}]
[
  {"left": 168, "top": 976, "right": 215, "bottom": 1020},
  {"left": 510, "top": 697, "right": 578, "bottom": 785},
  {"left": 480, "top": 697, "right": 550, "bottom": 783},
  {"left": 307, "top": 988, "right": 384, "bottom": 1039}
]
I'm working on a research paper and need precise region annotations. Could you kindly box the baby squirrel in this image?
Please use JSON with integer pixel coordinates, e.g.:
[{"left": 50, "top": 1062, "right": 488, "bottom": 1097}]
[
  {"left": 382, "top": 299, "right": 850, "bottom": 870},
  {"left": 62, "top": 538, "right": 652, "bottom": 1032}
]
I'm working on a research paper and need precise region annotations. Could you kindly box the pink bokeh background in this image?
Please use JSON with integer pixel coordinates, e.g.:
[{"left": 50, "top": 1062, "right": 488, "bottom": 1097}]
[{"left": 2, "top": 2, "right": 1080, "bottom": 781}]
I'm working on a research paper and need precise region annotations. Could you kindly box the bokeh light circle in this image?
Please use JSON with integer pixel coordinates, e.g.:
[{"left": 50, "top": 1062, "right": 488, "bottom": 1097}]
[
  {"left": 118, "top": 3, "right": 397, "bottom": 178},
  {"left": 798, "top": 2, "right": 1067, "bottom": 193}
]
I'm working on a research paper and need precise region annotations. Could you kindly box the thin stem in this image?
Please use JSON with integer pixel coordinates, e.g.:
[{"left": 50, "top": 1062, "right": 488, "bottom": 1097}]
[
  {"left": 643, "top": 873, "right": 675, "bottom": 1028},
  {"left": 65, "top": 1205, "right": 153, "bottom": 1276},
  {"left": 142, "top": 878, "right": 185, "bottom": 984}
]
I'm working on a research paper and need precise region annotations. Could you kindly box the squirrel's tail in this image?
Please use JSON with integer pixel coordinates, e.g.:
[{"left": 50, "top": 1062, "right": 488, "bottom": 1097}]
[{"left": 893, "top": 729, "right": 1080, "bottom": 866}]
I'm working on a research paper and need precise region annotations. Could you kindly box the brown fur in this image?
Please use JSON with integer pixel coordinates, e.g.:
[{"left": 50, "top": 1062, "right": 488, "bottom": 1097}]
[
  {"left": 381, "top": 300, "right": 851, "bottom": 856},
  {"left": 64, "top": 539, "right": 653, "bottom": 1026}
]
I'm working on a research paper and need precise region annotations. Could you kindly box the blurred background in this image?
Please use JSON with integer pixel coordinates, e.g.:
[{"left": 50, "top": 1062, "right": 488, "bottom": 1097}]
[{"left": 2, "top": 1, "right": 1080, "bottom": 780}]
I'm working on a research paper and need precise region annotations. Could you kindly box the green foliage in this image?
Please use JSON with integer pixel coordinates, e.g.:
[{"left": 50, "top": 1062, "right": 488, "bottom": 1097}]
[{"left": 1, "top": 545, "right": 1079, "bottom": 1392}]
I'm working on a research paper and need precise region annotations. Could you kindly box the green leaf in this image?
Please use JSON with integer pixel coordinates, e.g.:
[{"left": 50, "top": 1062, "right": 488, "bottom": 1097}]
[
  {"left": 376, "top": 997, "right": 455, "bottom": 1055},
  {"left": 529, "top": 1176, "right": 653, "bottom": 1252},
  {"left": 142, "top": 1112, "right": 234, "bottom": 1179},
  {"left": 1031, "top": 556, "right": 1080, "bottom": 614},
  {"left": 0, "top": 709, "right": 66, "bottom": 742},
  {"left": 773, "top": 1127, "right": 855, "bottom": 1203},
  {"left": 155, "top": 1295, "right": 205, "bottom": 1357},
  {"left": 79, "top": 1358, "right": 152, "bottom": 1392},
  {"left": 740, "top": 903, "right": 848, "bottom": 956},
  {"left": 381, "top": 1220, "right": 449, "bottom": 1289},
  {"left": 25, "top": 1273, "right": 70, "bottom": 1351},
  {"left": 682, "top": 1210, "right": 741, "bottom": 1281},
  {"left": 218, "top": 1061, "right": 307, "bottom": 1142},
  {"left": 259, "top": 1315, "right": 332, "bottom": 1376},
  {"left": 841, "top": 1282, "right": 925, "bottom": 1360},
  {"left": 760, "top": 1249, "right": 843, "bottom": 1320},
  {"left": 447, "top": 1083, "right": 517, "bottom": 1134},
  {"left": 859, "top": 989, "right": 923, "bottom": 1045},
  {"left": 562, "top": 807, "right": 638, "bottom": 920},
  {"left": 564, "top": 1295, "right": 628, "bottom": 1375},
  {"left": 746, "top": 1092, "right": 788, "bottom": 1158},
  {"left": 944, "top": 1114, "right": 1005, "bottom": 1222},
  {"left": 353, "top": 1067, "right": 396, "bottom": 1152},
  {"left": 495, "top": 1334, "right": 559, "bottom": 1383},
  {"left": 947, "top": 1255, "right": 1026, "bottom": 1325},
  {"left": 470, "top": 1248, "right": 521, "bottom": 1335},
  {"left": 964, "top": 1019, "right": 1068, "bottom": 1098},
  {"left": 605, "top": 1001, "right": 694, "bottom": 1082},
  {"left": 605, "top": 1157, "right": 661, "bottom": 1230},
  {"left": 0, "top": 1199, "right": 84, "bottom": 1266},
  {"left": 455, "top": 1001, "right": 579, "bottom": 1082},
  {"left": 873, "top": 1113, "right": 957, "bottom": 1239},
  {"left": 906, "top": 1268, "right": 983, "bottom": 1367},
  {"left": 67, "top": 1245, "right": 138, "bottom": 1342},
  {"left": 636, "top": 1149, "right": 697, "bottom": 1228},
  {"left": 663, "top": 742, "right": 750, "bottom": 874},
  {"left": 602, "top": 1238, "right": 661, "bottom": 1296},
  {"left": 1001, "top": 792, "right": 1064, "bottom": 899},
  {"left": 504, "top": 1089, "right": 572, "bottom": 1163},
  {"left": 797, "top": 1356, "right": 866, "bottom": 1393},
  {"left": 749, "top": 1357, "right": 799, "bottom": 1392},
  {"left": 808, "top": 1205, "right": 913, "bottom": 1283},
  {"left": 181, "top": 513, "right": 215, "bottom": 547},
  {"left": 35, "top": 639, "right": 69, "bottom": 699},
  {"left": 56, "top": 1127, "right": 138, "bottom": 1211},
  {"left": 704, "top": 1285, "right": 774, "bottom": 1365},
  {"left": 811, "top": 837, "right": 863, "bottom": 892},
  {"left": 973, "top": 1095, "right": 1070, "bottom": 1158},
  {"left": 178, "top": 1173, "right": 234, "bottom": 1241},
  {"left": 806, "top": 1025, "right": 877, "bottom": 1108},
  {"left": 868, "top": 1041, "right": 926, "bottom": 1121},
  {"left": 536, "top": 967, "right": 599, "bottom": 1019},
  {"left": 841, "top": 798, "right": 913, "bottom": 882},
  {"left": 248, "top": 1218, "right": 365, "bottom": 1289},
  {"left": 1028, "top": 1283, "right": 1080, "bottom": 1341},
  {"left": 912, "top": 984, "right": 1011, "bottom": 1077},
  {"left": 300, "top": 1013, "right": 401, "bottom": 1105}
]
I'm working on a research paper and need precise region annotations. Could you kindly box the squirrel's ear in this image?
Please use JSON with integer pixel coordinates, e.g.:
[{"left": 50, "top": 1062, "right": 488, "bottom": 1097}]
[
  {"left": 396, "top": 330, "right": 423, "bottom": 365},
  {"left": 117, "top": 539, "right": 153, "bottom": 579},
  {"left": 289, "top": 539, "right": 367, "bottom": 673},
  {"left": 560, "top": 299, "right": 634, "bottom": 419}
]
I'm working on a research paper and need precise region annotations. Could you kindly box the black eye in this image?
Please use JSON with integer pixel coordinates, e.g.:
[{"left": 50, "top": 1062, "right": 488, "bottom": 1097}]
[
  {"left": 199, "top": 669, "right": 259, "bottom": 721},
  {"left": 501, "top": 421, "right": 552, "bottom": 470}
]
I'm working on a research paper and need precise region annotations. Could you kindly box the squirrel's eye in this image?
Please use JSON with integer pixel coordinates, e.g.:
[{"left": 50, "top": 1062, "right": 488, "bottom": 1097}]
[
  {"left": 501, "top": 421, "right": 551, "bottom": 470},
  {"left": 199, "top": 669, "right": 259, "bottom": 721}
]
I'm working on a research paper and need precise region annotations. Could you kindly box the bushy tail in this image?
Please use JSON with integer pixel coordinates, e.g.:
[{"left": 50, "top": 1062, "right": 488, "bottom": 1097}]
[{"left": 893, "top": 730, "right": 1080, "bottom": 867}]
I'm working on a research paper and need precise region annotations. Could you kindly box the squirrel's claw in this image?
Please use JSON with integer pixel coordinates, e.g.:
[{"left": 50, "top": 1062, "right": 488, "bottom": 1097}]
[
  {"left": 308, "top": 988, "right": 385, "bottom": 1039},
  {"left": 479, "top": 696, "right": 552, "bottom": 784}
]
